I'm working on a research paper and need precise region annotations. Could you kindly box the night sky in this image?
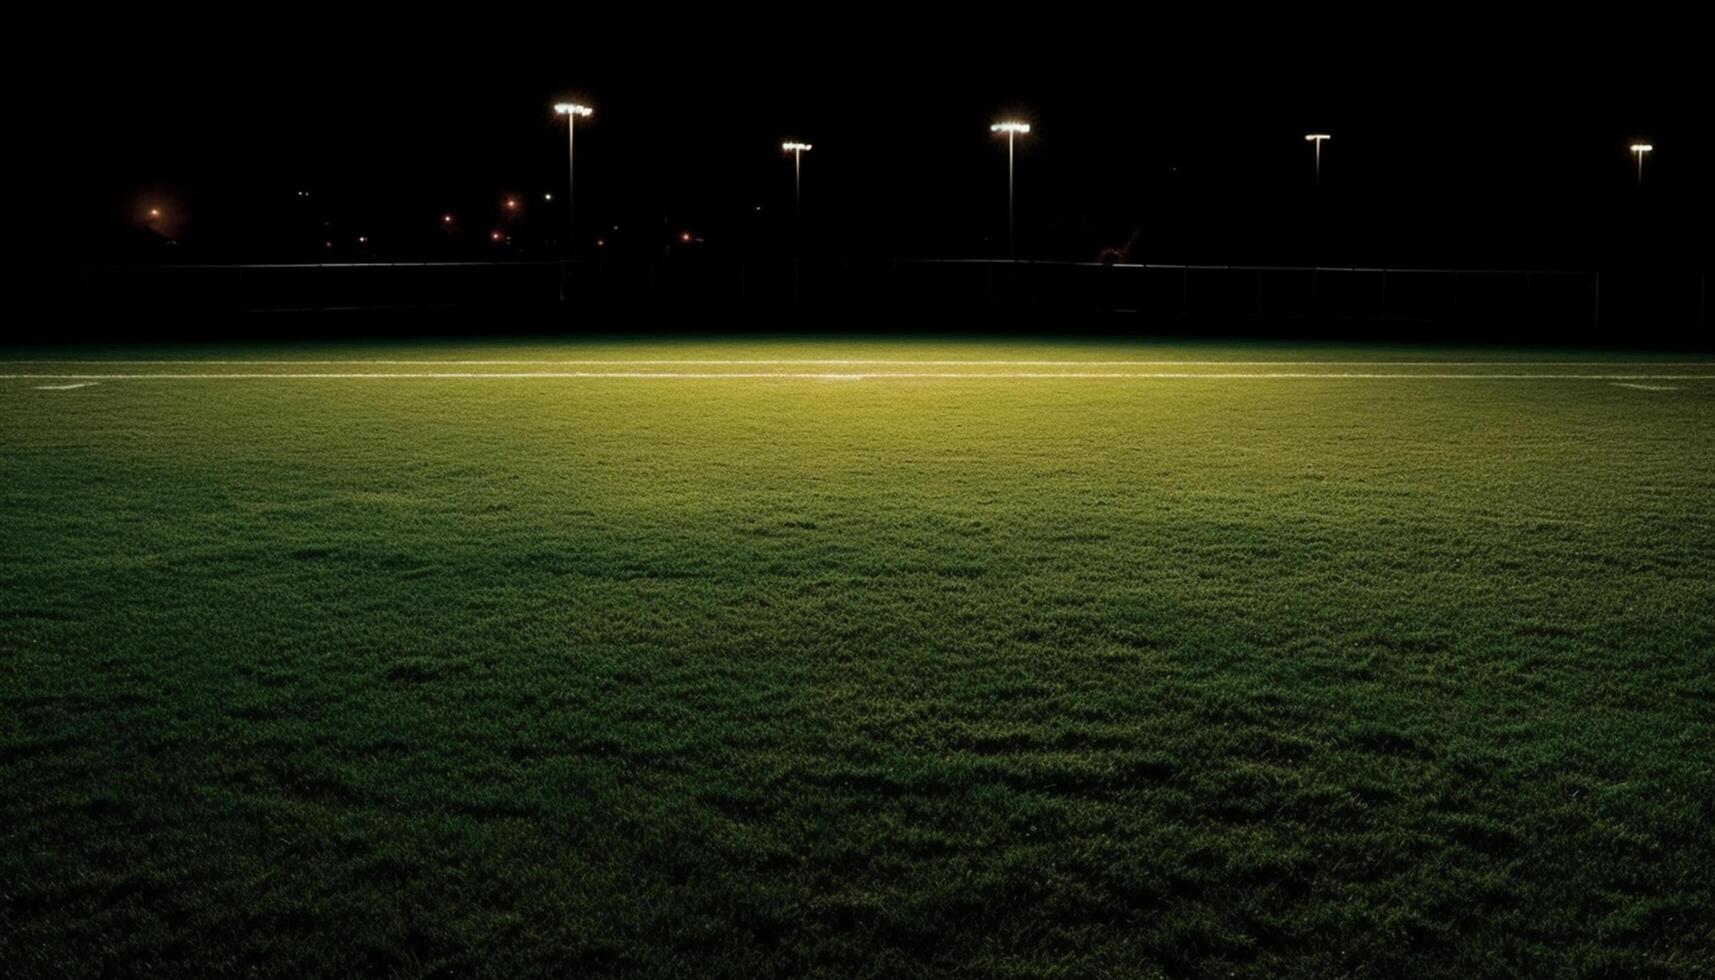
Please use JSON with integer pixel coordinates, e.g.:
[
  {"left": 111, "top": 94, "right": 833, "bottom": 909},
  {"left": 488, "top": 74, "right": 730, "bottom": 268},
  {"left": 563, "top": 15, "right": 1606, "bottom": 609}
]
[{"left": 29, "top": 14, "right": 1711, "bottom": 279}]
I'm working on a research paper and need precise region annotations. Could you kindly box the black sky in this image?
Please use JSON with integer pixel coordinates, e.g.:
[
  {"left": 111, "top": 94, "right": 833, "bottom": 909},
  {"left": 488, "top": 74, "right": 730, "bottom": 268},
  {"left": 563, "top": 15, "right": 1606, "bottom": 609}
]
[{"left": 28, "top": 12, "right": 1712, "bottom": 272}]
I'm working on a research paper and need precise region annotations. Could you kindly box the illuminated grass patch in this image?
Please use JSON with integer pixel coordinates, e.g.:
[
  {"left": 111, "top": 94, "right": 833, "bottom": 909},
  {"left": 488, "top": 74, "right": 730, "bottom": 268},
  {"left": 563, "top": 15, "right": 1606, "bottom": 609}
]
[{"left": 3, "top": 338, "right": 1712, "bottom": 977}]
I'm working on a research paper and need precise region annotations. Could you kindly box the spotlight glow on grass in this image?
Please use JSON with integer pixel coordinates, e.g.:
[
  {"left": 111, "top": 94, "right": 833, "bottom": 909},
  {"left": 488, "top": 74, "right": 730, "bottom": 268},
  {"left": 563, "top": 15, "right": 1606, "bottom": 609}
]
[{"left": 3, "top": 337, "right": 1711, "bottom": 977}]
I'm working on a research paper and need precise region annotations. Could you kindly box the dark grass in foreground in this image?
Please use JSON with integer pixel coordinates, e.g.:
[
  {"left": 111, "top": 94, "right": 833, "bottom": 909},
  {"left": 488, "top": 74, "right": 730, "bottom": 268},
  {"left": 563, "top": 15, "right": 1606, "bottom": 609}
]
[{"left": 2, "top": 340, "right": 1713, "bottom": 978}]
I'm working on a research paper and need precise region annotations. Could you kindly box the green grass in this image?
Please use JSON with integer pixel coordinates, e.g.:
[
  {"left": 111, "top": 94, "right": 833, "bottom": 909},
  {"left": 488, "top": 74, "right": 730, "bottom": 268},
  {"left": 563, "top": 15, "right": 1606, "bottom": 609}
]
[{"left": 3, "top": 338, "right": 1713, "bottom": 978}]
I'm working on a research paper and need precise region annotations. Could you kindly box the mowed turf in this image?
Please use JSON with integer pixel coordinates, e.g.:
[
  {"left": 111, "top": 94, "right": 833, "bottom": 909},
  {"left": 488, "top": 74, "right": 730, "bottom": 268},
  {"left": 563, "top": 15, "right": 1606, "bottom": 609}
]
[{"left": 2, "top": 338, "right": 1713, "bottom": 978}]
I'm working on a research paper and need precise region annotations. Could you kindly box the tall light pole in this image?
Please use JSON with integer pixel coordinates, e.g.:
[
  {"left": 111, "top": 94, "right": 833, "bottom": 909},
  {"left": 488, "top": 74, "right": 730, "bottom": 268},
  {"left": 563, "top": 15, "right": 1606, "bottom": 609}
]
[
  {"left": 1630, "top": 143, "right": 1653, "bottom": 187},
  {"left": 782, "top": 142, "right": 811, "bottom": 219},
  {"left": 1305, "top": 134, "right": 1331, "bottom": 188},
  {"left": 782, "top": 142, "right": 812, "bottom": 304},
  {"left": 1305, "top": 134, "right": 1332, "bottom": 315},
  {"left": 991, "top": 121, "right": 1030, "bottom": 260},
  {"left": 553, "top": 102, "right": 593, "bottom": 250}
]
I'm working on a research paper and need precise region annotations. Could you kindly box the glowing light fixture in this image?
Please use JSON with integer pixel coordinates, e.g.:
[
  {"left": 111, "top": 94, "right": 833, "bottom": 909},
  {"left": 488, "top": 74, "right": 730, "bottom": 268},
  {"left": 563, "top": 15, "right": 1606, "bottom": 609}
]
[
  {"left": 991, "top": 121, "right": 1031, "bottom": 259},
  {"left": 1630, "top": 143, "right": 1653, "bottom": 186},
  {"left": 553, "top": 102, "right": 594, "bottom": 249},
  {"left": 782, "top": 141, "right": 813, "bottom": 302},
  {"left": 1306, "top": 134, "right": 1331, "bottom": 187},
  {"left": 782, "top": 141, "right": 811, "bottom": 216}
]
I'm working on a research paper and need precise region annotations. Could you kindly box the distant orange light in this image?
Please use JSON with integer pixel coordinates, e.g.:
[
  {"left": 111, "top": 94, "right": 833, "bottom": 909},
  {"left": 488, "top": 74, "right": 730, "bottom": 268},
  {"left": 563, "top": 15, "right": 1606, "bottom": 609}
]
[
  {"left": 595, "top": 238, "right": 606, "bottom": 247},
  {"left": 505, "top": 198, "right": 519, "bottom": 210},
  {"left": 148, "top": 208, "right": 161, "bottom": 219},
  {"left": 442, "top": 214, "right": 453, "bottom": 223},
  {"left": 491, "top": 231, "right": 503, "bottom": 241},
  {"left": 680, "top": 231, "right": 692, "bottom": 243}
]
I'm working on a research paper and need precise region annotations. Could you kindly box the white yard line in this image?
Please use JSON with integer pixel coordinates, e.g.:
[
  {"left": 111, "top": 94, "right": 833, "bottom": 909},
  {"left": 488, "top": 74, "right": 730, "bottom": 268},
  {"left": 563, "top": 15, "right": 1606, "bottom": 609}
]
[
  {"left": 31, "top": 382, "right": 100, "bottom": 390},
  {"left": 2, "top": 359, "right": 1713, "bottom": 367},
  {"left": 1611, "top": 383, "right": 1681, "bottom": 391},
  {"left": 5, "top": 372, "right": 1713, "bottom": 381}
]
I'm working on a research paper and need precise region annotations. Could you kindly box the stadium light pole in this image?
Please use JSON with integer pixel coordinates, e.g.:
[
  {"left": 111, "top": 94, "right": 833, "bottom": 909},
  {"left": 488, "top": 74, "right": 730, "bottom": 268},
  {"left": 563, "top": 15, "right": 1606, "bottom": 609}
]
[
  {"left": 782, "top": 142, "right": 812, "bottom": 219},
  {"left": 1305, "top": 134, "right": 1331, "bottom": 188},
  {"left": 553, "top": 102, "right": 593, "bottom": 249},
  {"left": 991, "top": 121, "right": 1030, "bottom": 260},
  {"left": 1305, "top": 134, "right": 1332, "bottom": 315},
  {"left": 1630, "top": 143, "right": 1653, "bottom": 187},
  {"left": 782, "top": 142, "right": 812, "bottom": 305}
]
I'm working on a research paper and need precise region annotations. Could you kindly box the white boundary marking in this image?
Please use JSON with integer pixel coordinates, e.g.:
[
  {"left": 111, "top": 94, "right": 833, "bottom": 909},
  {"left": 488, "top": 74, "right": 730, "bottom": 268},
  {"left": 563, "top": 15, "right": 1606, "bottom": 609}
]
[
  {"left": 31, "top": 381, "right": 100, "bottom": 390},
  {"left": 2, "top": 359, "right": 1712, "bottom": 367},
  {"left": 5, "top": 372, "right": 1712, "bottom": 381}
]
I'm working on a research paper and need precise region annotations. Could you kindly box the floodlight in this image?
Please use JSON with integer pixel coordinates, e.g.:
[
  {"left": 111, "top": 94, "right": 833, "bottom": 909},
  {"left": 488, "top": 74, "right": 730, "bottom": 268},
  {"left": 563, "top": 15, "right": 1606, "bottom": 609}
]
[{"left": 553, "top": 102, "right": 595, "bottom": 248}]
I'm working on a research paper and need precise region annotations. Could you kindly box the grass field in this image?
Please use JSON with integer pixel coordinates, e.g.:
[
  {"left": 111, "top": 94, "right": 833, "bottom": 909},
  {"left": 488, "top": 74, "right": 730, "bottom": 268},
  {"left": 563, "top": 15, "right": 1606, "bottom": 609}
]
[{"left": 3, "top": 337, "right": 1713, "bottom": 978}]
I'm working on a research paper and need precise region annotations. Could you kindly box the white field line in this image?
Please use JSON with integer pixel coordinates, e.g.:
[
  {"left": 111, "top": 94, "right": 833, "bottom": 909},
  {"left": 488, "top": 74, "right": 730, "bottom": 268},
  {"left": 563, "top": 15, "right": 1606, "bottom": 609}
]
[
  {"left": 5, "top": 372, "right": 1713, "bottom": 381},
  {"left": 2, "top": 359, "right": 1713, "bottom": 367},
  {"left": 31, "top": 382, "right": 100, "bottom": 390},
  {"left": 1611, "top": 382, "right": 1681, "bottom": 391}
]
